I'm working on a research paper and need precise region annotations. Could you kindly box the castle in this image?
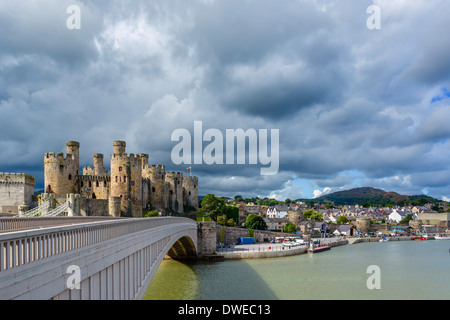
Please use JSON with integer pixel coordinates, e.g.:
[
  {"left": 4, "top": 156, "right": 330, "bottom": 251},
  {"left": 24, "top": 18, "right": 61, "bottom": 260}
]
[{"left": 44, "top": 140, "right": 199, "bottom": 217}]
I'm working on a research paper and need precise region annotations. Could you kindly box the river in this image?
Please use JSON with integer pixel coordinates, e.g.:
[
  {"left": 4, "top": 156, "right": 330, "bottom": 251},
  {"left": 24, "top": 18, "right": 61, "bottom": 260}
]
[{"left": 142, "top": 239, "right": 450, "bottom": 300}]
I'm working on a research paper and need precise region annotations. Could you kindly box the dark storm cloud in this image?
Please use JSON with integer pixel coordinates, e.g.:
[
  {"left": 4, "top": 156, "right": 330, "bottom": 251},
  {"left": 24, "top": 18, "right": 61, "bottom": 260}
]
[{"left": 1, "top": 0, "right": 450, "bottom": 200}]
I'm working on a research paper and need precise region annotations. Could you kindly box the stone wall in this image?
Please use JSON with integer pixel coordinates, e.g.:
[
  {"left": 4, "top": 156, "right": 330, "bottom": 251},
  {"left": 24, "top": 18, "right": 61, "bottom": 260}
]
[
  {"left": 0, "top": 173, "right": 35, "bottom": 214},
  {"left": 216, "top": 225, "right": 292, "bottom": 244},
  {"left": 197, "top": 222, "right": 217, "bottom": 256}
]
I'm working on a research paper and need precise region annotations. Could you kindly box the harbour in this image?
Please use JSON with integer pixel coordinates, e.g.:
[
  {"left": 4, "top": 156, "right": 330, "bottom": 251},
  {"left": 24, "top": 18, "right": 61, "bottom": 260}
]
[{"left": 143, "top": 239, "right": 450, "bottom": 300}]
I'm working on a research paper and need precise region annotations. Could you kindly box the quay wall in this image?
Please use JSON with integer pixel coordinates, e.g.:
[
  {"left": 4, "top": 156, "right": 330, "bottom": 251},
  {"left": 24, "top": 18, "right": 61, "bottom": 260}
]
[
  {"left": 217, "top": 225, "right": 293, "bottom": 245},
  {"left": 349, "top": 236, "right": 418, "bottom": 244},
  {"left": 219, "top": 246, "right": 307, "bottom": 260}
]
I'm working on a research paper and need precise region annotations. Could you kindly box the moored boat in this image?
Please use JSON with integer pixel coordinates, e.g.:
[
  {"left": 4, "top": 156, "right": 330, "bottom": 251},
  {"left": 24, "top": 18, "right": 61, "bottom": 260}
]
[
  {"left": 307, "top": 246, "right": 331, "bottom": 253},
  {"left": 379, "top": 237, "right": 389, "bottom": 242},
  {"left": 435, "top": 234, "right": 450, "bottom": 240}
]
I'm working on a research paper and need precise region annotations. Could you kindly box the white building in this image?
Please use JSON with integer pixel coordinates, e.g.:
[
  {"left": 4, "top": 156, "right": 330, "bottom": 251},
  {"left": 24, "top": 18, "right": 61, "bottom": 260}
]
[{"left": 266, "top": 205, "right": 289, "bottom": 218}]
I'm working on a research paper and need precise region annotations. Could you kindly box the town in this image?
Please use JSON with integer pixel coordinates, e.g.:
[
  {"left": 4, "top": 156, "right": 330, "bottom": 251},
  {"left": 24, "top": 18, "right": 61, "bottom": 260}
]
[{"left": 199, "top": 193, "right": 450, "bottom": 244}]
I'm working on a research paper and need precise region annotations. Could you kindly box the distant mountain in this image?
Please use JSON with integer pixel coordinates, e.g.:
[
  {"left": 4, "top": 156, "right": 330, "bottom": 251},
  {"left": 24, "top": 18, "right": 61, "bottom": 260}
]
[{"left": 312, "top": 187, "right": 440, "bottom": 206}]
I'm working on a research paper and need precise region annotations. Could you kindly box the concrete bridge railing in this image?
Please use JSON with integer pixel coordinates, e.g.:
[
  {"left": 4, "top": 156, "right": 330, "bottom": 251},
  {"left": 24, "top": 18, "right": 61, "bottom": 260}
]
[{"left": 0, "top": 217, "right": 197, "bottom": 300}]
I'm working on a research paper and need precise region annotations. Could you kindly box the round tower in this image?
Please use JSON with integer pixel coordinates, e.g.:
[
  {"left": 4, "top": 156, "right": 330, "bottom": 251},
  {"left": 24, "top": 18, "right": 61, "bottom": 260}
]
[
  {"left": 129, "top": 154, "right": 143, "bottom": 217},
  {"left": 183, "top": 176, "right": 199, "bottom": 209},
  {"left": 93, "top": 153, "right": 108, "bottom": 175},
  {"left": 65, "top": 141, "right": 80, "bottom": 194},
  {"left": 110, "top": 141, "right": 130, "bottom": 216},
  {"left": 143, "top": 164, "right": 166, "bottom": 212},
  {"left": 113, "top": 140, "right": 126, "bottom": 155},
  {"left": 165, "top": 172, "right": 184, "bottom": 213}
]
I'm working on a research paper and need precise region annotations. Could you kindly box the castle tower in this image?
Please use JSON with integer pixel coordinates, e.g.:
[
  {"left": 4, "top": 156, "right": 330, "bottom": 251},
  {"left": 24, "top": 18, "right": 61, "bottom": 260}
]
[
  {"left": 110, "top": 141, "right": 143, "bottom": 217},
  {"left": 44, "top": 141, "right": 79, "bottom": 197},
  {"left": 165, "top": 172, "right": 184, "bottom": 213},
  {"left": 93, "top": 153, "right": 108, "bottom": 175},
  {"left": 142, "top": 164, "right": 166, "bottom": 212},
  {"left": 183, "top": 176, "right": 199, "bottom": 209}
]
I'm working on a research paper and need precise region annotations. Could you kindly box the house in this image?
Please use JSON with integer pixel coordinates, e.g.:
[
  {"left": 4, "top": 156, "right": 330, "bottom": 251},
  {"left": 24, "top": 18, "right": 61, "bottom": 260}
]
[
  {"left": 313, "top": 222, "right": 330, "bottom": 236},
  {"left": 264, "top": 217, "right": 290, "bottom": 231},
  {"left": 267, "top": 205, "right": 289, "bottom": 219},
  {"left": 388, "top": 209, "right": 404, "bottom": 223},
  {"left": 333, "top": 225, "right": 356, "bottom": 237}
]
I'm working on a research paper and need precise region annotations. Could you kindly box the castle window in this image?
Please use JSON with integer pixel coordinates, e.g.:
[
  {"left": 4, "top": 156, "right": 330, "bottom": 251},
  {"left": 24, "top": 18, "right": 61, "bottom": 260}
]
[
  {"left": 59, "top": 165, "right": 64, "bottom": 173},
  {"left": 88, "top": 181, "right": 92, "bottom": 188},
  {"left": 104, "top": 181, "right": 107, "bottom": 187},
  {"left": 81, "top": 181, "right": 84, "bottom": 188},
  {"left": 152, "top": 187, "right": 156, "bottom": 193},
  {"left": 119, "top": 166, "right": 123, "bottom": 172},
  {"left": 92, "top": 193, "right": 97, "bottom": 199},
  {"left": 68, "top": 174, "right": 72, "bottom": 180},
  {"left": 123, "top": 176, "right": 126, "bottom": 183},
  {"left": 189, "top": 191, "right": 191, "bottom": 196},
  {"left": 96, "top": 181, "right": 99, "bottom": 188},
  {"left": 131, "top": 181, "right": 135, "bottom": 187},
  {"left": 115, "top": 176, "right": 118, "bottom": 183},
  {"left": 194, "top": 185, "right": 196, "bottom": 188},
  {"left": 170, "top": 190, "right": 173, "bottom": 195},
  {"left": 177, "top": 181, "right": 180, "bottom": 185}
]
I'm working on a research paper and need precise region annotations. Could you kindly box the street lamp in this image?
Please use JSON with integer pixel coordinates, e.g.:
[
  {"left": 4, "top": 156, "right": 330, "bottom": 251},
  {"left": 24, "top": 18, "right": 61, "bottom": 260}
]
[{"left": 86, "top": 187, "right": 91, "bottom": 217}]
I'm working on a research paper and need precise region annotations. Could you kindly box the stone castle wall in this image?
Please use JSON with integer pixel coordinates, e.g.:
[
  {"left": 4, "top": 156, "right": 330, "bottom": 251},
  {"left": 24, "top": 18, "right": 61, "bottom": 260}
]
[{"left": 0, "top": 173, "right": 35, "bottom": 214}]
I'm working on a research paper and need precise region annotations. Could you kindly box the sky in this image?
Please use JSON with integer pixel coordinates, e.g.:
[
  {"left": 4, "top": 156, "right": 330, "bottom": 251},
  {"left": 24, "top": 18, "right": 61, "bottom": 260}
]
[{"left": 1, "top": 0, "right": 450, "bottom": 201}]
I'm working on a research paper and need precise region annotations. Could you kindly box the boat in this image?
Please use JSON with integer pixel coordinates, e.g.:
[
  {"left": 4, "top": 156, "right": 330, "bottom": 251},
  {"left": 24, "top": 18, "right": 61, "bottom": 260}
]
[
  {"left": 414, "top": 236, "right": 427, "bottom": 241},
  {"left": 435, "top": 234, "right": 450, "bottom": 240},
  {"left": 379, "top": 237, "right": 389, "bottom": 242},
  {"left": 307, "top": 246, "right": 331, "bottom": 253}
]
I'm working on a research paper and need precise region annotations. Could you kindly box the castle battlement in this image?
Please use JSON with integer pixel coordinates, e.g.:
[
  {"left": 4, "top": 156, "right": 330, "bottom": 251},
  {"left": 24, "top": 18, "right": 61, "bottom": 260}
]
[
  {"left": 0, "top": 173, "right": 36, "bottom": 184},
  {"left": 166, "top": 172, "right": 183, "bottom": 180},
  {"left": 44, "top": 152, "right": 73, "bottom": 162}
]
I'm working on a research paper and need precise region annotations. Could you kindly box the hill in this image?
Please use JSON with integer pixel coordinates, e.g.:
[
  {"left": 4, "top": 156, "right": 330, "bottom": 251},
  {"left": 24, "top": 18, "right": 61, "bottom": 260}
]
[{"left": 312, "top": 187, "right": 439, "bottom": 206}]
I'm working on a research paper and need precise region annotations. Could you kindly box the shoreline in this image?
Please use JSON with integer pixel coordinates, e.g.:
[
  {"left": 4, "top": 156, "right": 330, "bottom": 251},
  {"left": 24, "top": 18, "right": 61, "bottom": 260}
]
[
  {"left": 212, "top": 238, "right": 348, "bottom": 260},
  {"left": 210, "top": 235, "right": 431, "bottom": 260}
]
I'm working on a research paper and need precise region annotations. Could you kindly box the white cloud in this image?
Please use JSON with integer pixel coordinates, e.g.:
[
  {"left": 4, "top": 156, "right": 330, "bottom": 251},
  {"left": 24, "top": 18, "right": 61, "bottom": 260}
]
[{"left": 313, "top": 187, "right": 332, "bottom": 199}]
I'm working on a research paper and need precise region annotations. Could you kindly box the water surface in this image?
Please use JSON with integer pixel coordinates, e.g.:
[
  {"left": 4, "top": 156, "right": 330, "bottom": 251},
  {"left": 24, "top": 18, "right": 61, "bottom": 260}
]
[{"left": 143, "top": 240, "right": 450, "bottom": 300}]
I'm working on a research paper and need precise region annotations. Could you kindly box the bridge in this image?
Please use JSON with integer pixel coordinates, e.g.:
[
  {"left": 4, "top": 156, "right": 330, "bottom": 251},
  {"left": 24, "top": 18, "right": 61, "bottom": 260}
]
[{"left": 0, "top": 216, "right": 200, "bottom": 300}]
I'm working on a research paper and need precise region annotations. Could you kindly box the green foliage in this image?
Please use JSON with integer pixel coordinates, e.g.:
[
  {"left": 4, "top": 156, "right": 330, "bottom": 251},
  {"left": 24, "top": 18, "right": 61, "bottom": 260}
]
[
  {"left": 232, "top": 195, "right": 285, "bottom": 206},
  {"left": 283, "top": 222, "right": 296, "bottom": 233},
  {"left": 399, "top": 213, "right": 413, "bottom": 225},
  {"left": 245, "top": 214, "right": 267, "bottom": 230},
  {"left": 223, "top": 205, "right": 239, "bottom": 224},
  {"left": 247, "top": 228, "right": 254, "bottom": 237},
  {"left": 337, "top": 215, "right": 349, "bottom": 224},
  {"left": 302, "top": 209, "right": 323, "bottom": 221},
  {"left": 143, "top": 210, "right": 159, "bottom": 217},
  {"left": 200, "top": 194, "right": 226, "bottom": 221}
]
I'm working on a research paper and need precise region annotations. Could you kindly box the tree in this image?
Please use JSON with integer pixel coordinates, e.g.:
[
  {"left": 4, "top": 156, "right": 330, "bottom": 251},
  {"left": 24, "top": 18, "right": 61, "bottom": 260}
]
[
  {"left": 303, "top": 209, "right": 323, "bottom": 221},
  {"left": 283, "top": 222, "right": 296, "bottom": 233},
  {"left": 245, "top": 214, "right": 267, "bottom": 230},
  {"left": 399, "top": 214, "right": 413, "bottom": 225},
  {"left": 200, "top": 193, "right": 226, "bottom": 221},
  {"left": 223, "top": 205, "right": 239, "bottom": 225},
  {"left": 337, "top": 215, "right": 349, "bottom": 224}
]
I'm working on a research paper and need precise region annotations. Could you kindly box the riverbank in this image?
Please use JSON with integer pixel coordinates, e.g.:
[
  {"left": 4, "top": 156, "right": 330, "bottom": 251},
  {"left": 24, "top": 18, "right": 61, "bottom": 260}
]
[{"left": 214, "top": 238, "right": 348, "bottom": 259}]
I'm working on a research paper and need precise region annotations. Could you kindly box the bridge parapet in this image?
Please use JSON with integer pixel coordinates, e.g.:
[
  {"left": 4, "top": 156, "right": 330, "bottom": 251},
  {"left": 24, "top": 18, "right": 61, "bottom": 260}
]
[{"left": 0, "top": 217, "right": 197, "bottom": 299}]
